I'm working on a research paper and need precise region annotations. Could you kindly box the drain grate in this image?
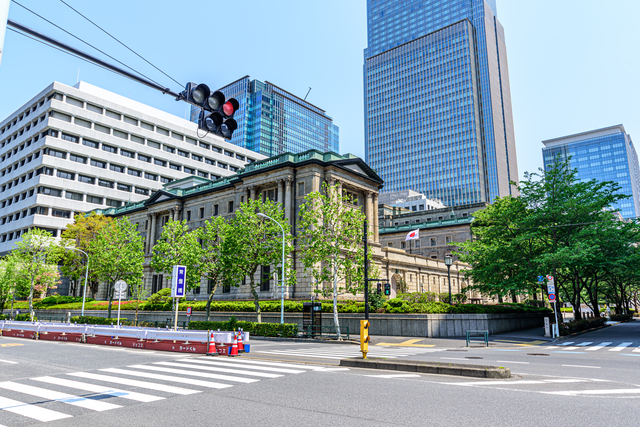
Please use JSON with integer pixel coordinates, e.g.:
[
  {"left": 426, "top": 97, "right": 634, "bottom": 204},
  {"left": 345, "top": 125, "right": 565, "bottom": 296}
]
[
  {"left": 465, "top": 356, "right": 483, "bottom": 359},
  {"left": 527, "top": 353, "right": 550, "bottom": 356},
  {"left": 446, "top": 349, "right": 468, "bottom": 352}
]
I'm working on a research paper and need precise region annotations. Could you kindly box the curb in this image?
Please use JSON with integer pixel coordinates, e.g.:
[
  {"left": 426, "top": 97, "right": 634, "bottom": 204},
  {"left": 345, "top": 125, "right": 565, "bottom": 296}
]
[
  {"left": 250, "top": 336, "right": 359, "bottom": 345},
  {"left": 339, "top": 358, "right": 511, "bottom": 379},
  {"left": 553, "top": 324, "right": 611, "bottom": 342}
]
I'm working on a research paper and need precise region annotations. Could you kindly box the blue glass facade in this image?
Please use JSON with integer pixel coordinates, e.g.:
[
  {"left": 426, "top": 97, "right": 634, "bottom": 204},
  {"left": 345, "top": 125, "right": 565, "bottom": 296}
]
[
  {"left": 542, "top": 126, "right": 640, "bottom": 219},
  {"left": 364, "top": 0, "right": 518, "bottom": 206},
  {"left": 191, "top": 77, "right": 339, "bottom": 158}
]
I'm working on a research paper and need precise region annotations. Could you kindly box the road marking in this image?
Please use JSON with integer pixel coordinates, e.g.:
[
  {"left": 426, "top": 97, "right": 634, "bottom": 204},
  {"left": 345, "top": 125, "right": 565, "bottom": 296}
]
[
  {"left": 100, "top": 368, "right": 232, "bottom": 389},
  {"left": 188, "top": 358, "right": 306, "bottom": 374},
  {"left": 586, "top": 342, "right": 612, "bottom": 351},
  {"left": 0, "top": 359, "right": 17, "bottom": 364},
  {"left": 0, "top": 381, "right": 120, "bottom": 411},
  {"left": 576, "top": 342, "right": 593, "bottom": 346},
  {"left": 633, "top": 348, "right": 640, "bottom": 353},
  {"left": 561, "top": 347, "right": 579, "bottom": 350},
  {"left": 154, "top": 361, "right": 282, "bottom": 378},
  {"left": 128, "top": 364, "right": 259, "bottom": 384},
  {"left": 450, "top": 380, "right": 546, "bottom": 386},
  {"left": 609, "top": 342, "right": 633, "bottom": 352},
  {"left": 32, "top": 376, "right": 163, "bottom": 402},
  {"left": 562, "top": 364, "right": 601, "bottom": 369},
  {"left": 0, "top": 343, "right": 23, "bottom": 347},
  {"left": 620, "top": 354, "right": 640, "bottom": 357},
  {"left": 0, "top": 396, "right": 71, "bottom": 422},
  {"left": 544, "top": 346, "right": 559, "bottom": 349},
  {"left": 215, "top": 358, "right": 330, "bottom": 370},
  {"left": 377, "top": 339, "right": 436, "bottom": 348},
  {"left": 68, "top": 372, "right": 199, "bottom": 395},
  {"left": 365, "top": 374, "right": 421, "bottom": 378},
  {"left": 544, "top": 379, "right": 588, "bottom": 383},
  {"left": 558, "top": 342, "right": 575, "bottom": 346},
  {"left": 496, "top": 361, "right": 529, "bottom": 364},
  {"left": 552, "top": 351, "right": 587, "bottom": 354},
  {"left": 547, "top": 389, "right": 640, "bottom": 396}
]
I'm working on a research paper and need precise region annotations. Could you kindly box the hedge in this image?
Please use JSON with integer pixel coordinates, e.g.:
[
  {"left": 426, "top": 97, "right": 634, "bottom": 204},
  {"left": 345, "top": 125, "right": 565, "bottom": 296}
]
[
  {"left": 559, "top": 317, "right": 606, "bottom": 336},
  {"left": 188, "top": 319, "right": 298, "bottom": 338},
  {"left": 382, "top": 298, "right": 552, "bottom": 314},
  {"left": 609, "top": 314, "right": 633, "bottom": 322}
]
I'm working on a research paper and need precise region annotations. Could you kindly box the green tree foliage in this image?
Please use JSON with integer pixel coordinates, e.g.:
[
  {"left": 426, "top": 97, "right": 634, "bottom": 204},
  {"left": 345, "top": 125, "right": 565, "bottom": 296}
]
[
  {"left": 298, "top": 182, "right": 373, "bottom": 339},
  {"left": 227, "top": 198, "right": 294, "bottom": 323},
  {"left": 88, "top": 218, "right": 144, "bottom": 318},
  {"left": 0, "top": 257, "right": 29, "bottom": 315},
  {"left": 7, "top": 228, "right": 62, "bottom": 320}
]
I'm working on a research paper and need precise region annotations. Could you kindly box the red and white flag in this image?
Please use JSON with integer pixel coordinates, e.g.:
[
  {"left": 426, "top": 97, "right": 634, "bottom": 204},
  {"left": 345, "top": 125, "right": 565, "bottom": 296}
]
[{"left": 405, "top": 229, "right": 420, "bottom": 241}]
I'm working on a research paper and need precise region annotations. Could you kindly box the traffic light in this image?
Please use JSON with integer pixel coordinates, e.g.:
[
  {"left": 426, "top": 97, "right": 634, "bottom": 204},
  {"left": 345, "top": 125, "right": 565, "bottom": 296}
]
[
  {"left": 376, "top": 283, "right": 382, "bottom": 295},
  {"left": 181, "top": 82, "right": 239, "bottom": 140},
  {"left": 360, "top": 320, "right": 370, "bottom": 359},
  {"left": 384, "top": 283, "right": 391, "bottom": 296}
]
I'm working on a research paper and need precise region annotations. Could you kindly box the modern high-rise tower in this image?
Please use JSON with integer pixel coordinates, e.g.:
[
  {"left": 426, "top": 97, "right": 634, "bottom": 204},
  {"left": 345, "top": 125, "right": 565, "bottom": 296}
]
[{"left": 364, "top": 0, "right": 518, "bottom": 206}]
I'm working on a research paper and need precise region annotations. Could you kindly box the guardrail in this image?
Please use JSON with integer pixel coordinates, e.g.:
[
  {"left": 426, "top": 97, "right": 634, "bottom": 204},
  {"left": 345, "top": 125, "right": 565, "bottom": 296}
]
[
  {"left": 0, "top": 321, "right": 248, "bottom": 354},
  {"left": 301, "top": 325, "right": 349, "bottom": 340}
]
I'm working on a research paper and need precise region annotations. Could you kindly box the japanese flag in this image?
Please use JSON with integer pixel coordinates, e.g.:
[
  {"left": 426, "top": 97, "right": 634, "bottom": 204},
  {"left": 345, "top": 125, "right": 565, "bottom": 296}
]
[{"left": 405, "top": 229, "right": 420, "bottom": 241}]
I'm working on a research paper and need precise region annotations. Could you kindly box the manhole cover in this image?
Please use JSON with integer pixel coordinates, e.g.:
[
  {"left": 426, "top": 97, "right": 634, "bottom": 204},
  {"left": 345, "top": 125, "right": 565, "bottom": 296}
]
[
  {"left": 465, "top": 356, "right": 483, "bottom": 359},
  {"left": 446, "top": 349, "right": 468, "bottom": 352},
  {"left": 527, "top": 353, "right": 550, "bottom": 356}
]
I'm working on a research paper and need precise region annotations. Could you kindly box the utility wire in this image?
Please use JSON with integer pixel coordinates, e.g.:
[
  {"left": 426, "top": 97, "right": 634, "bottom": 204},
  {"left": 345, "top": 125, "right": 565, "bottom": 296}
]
[
  {"left": 7, "top": 27, "right": 156, "bottom": 90},
  {"left": 59, "top": 0, "right": 183, "bottom": 88},
  {"left": 12, "top": 0, "right": 167, "bottom": 90}
]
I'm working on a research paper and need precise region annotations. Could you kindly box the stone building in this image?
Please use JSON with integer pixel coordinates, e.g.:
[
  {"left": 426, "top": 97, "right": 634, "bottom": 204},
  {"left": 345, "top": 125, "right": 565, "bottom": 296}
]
[{"left": 94, "top": 150, "right": 470, "bottom": 301}]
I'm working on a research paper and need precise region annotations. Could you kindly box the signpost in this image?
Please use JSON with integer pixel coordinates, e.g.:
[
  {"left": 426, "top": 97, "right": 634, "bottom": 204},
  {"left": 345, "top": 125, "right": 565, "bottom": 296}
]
[
  {"left": 114, "top": 280, "right": 127, "bottom": 327},
  {"left": 539, "top": 275, "right": 560, "bottom": 338},
  {"left": 171, "top": 265, "right": 186, "bottom": 331},
  {"left": 186, "top": 306, "right": 192, "bottom": 325}
]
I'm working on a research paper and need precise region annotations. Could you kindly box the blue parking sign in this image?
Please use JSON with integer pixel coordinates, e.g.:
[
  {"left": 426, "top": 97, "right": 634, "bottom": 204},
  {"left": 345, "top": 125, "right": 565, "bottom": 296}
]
[
  {"left": 537, "top": 276, "right": 544, "bottom": 282},
  {"left": 171, "top": 265, "right": 186, "bottom": 298}
]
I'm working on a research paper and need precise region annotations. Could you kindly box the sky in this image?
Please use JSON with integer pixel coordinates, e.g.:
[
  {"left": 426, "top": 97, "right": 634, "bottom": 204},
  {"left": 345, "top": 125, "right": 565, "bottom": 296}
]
[{"left": 1, "top": 0, "right": 639, "bottom": 182}]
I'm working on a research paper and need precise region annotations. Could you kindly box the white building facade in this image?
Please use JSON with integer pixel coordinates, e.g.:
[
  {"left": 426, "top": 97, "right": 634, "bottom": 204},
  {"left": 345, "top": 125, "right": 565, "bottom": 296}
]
[
  {"left": 0, "top": 81, "right": 265, "bottom": 254},
  {"left": 378, "top": 189, "right": 445, "bottom": 213}
]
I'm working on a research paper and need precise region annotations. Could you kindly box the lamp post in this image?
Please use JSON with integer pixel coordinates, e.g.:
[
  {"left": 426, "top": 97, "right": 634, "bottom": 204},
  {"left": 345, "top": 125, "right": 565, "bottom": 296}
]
[
  {"left": 257, "top": 213, "right": 286, "bottom": 324},
  {"left": 444, "top": 255, "right": 453, "bottom": 305},
  {"left": 64, "top": 246, "right": 89, "bottom": 316}
]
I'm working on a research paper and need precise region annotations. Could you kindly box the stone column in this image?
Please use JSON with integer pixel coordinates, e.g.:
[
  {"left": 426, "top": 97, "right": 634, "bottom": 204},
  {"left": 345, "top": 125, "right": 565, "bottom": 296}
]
[
  {"left": 249, "top": 185, "right": 256, "bottom": 200},
  {"left": 373, "top": 192, "right": 379, "bottom": 243},
  {"left": 284, "top": 176, "right": 292, "bottom": 223},
  {"left": 277, "top": 179, "right": 284, "bottom": 205},
  {"left": 148, "top": 213, "right": 157, "bottom": 254},
  {"left": 145, "top": 213, "right": 153, "bottom": 253},
  {"left": 365, "top": 191, "right": 373, "bottom": 240}
]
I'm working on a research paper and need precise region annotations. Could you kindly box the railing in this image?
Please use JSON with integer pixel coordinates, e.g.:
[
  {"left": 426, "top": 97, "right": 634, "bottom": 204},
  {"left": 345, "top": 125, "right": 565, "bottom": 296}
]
[{"left": 301, "top": 325, "right": 349, "bottom": 340}]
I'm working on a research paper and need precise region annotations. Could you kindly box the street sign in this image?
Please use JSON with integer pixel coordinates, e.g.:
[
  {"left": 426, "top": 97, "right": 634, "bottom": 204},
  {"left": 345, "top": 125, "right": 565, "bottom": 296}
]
[
  {"left": 546, "top": 275, "right": 554, "bottom": 284},
  {"left": 547, "top": 283, "right": 555, "bottom": 294},
  {"left": 537, "top": 276, "right": 545, "bottom": 282},
  {"left": 186, "top": 307, "right": 192, "bottom": 316},
  {"left": 114, "top": 291, "right": 126, "bottom": 299},
  {"left": 114, "top": 280, "right": 127, "bottom": 292},
  {"left": 171, "top": 265, "right": 186, "bottom": 298},
  {"left": 548, "top": 293, "right": 556, "bottom": 302}
]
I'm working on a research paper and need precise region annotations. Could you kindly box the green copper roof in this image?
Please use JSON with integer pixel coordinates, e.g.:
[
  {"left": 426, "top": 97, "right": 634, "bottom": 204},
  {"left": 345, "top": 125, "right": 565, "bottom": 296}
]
[{"left": 379, "top": 216, "right": 473, "bottom": 234}]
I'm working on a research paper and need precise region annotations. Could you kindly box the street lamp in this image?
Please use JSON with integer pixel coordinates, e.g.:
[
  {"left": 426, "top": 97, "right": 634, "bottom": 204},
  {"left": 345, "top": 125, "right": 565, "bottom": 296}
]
[
  {"left": 65, "top": 246, "right": 89, "bottom": 316},
  {"left": 444, "top": 255, "right": 453, "bottom": 305},
  {"left": 257, "top": 213, "right": 286, "bottom": 324}
]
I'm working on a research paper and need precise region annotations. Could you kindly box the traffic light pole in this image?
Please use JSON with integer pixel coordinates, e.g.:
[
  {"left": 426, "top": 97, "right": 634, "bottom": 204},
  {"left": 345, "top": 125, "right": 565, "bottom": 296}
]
[
  {"left": 6, "top": 19, "right": 182, "bottom": 99},
  {"left": 364, "top": 220, "right": 369, "bottom": 321}
]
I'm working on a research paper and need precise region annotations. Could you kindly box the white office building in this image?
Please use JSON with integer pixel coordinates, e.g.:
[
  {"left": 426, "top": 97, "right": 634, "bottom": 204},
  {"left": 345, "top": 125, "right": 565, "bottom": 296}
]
[
  {"left": 378, "top": 189, "right": 446, "bottom": 212},
  {"left": 0, "top": 81, "right": 266, "bottom": 254}
]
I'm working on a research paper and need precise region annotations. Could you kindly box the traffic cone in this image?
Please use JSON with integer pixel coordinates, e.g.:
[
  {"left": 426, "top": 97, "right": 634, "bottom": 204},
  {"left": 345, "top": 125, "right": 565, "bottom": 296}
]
[
  {"left": 237, "top": 329, "right": 245, "bottom": 353},
  {"left": 206, "top": 331, "right": 218, "bottom": 356},
  {"left": 228, "top": 330, "right": 239, "bottom": 357}
]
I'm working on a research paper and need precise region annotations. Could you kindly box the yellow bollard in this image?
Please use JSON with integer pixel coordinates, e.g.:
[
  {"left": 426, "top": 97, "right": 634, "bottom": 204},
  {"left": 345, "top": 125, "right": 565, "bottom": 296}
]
[{"left": 360, "top": 320, "right": 370, "bottom": 359}]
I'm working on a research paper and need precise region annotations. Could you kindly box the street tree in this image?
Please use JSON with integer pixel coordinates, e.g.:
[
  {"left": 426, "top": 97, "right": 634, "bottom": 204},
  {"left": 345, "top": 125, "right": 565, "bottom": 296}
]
[
  {"left": 89, "top": 218, "right": 144, "bottom": 318},
  {"left": 8, "top": 228, "right": 61, "bottom": 320},
  {"left": 298, "top": 182, "right": 372, "bottom": 339},
  {"left": 228, "top": 198, "right": 294, "bottom": 323}
]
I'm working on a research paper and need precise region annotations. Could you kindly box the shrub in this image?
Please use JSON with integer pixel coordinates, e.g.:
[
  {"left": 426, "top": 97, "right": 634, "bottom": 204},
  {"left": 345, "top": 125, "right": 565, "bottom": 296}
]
[
  {"left": 144, "top": 288, "right": 173, "bottom": 311},
  {"left": 15, "top": 313, "right": 35, "bottom": 321},
  {"left": 188, "top": 318, "right": 298, "bottom": 337},
  {"left": 558, "top": 317, "right": 606, "bottom": 336},
  {"left": 35, "top": 296, "right": 93, "bottom": 308},
  {"left": 524, "top": 300, "right": 547, "bottom": 308},
  {"left": 609, "top": 314, "right": 632, "bottom": 322},
  {"left": 0, "top": 314, "right": 8, "bottom": 320},
  {"left": 71, "top": 315, "right": 130, "bottom": 325},
  {"left": 560, "top": 307, "right": 573, "bottom": 313}
]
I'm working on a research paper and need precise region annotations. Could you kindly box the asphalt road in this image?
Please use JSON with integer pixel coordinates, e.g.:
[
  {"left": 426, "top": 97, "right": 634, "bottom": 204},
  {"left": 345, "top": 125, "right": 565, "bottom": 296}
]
[{"left": 0, "top": 322, "right": 638, "bottom": 426}]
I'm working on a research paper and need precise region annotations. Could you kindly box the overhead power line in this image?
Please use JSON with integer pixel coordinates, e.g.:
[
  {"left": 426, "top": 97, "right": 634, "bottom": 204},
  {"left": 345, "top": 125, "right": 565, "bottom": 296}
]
[
  {"left": 59, "top": 0, "right": 183, "bottom": 88},
  {"left": 11, "top": 0, "right": 168, "bottom": 90}
]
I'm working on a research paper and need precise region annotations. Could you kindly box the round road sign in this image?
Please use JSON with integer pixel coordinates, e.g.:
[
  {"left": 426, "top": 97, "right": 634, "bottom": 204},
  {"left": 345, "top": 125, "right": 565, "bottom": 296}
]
[
  {"left": 114, "top": 280, "right": 128, "bottom": 292},
  {"left": 548, "top": 293, "right": 556, "bottom": 302}
]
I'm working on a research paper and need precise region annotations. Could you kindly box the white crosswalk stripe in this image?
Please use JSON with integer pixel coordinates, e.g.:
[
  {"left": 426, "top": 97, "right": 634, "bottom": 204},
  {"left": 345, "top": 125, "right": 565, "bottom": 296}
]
[
  {"left": 545, "top": 341, "right": 640, "bottom": 353},
  {"left": 634, "top": 347, "right": 640, "bottom": 353},
  {"left": 576, "top": 342, "right": 593, "bottom": 346},
  {"left": 586, "top": 342, "right": 612, "bottom": 351},
  {"left": 0, "top": 358, "right": 334, "bottom": 424},
  {"left": 609, "top": 342, "right": 633, "bottom": 352},
  {"left": 558, "top": 342, "right": 575, "bottom": 346}
]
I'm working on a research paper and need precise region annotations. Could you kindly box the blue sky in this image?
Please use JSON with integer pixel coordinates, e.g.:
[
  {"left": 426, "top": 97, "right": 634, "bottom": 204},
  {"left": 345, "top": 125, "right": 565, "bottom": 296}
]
[{"left": 1, "top": 0, "right": 639, "bottom": 182}]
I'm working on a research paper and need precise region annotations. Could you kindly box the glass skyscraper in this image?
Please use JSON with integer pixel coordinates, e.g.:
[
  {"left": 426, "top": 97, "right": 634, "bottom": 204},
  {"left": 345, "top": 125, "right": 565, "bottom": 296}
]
[
  {"left": 191, "top": 76, "right": 339, "bottom": 158},
  {"left": 542, "top": 125, "right": 640, "bottom": 219},
  {"left": 364, "top": 0, "right": 518, "bottom": 206}
]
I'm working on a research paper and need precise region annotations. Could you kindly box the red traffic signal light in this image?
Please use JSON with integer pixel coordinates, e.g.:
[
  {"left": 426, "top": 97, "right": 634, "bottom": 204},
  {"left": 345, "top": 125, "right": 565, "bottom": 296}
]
[{"left": 184, "top": 82, "right": 239, "bottom": 140}]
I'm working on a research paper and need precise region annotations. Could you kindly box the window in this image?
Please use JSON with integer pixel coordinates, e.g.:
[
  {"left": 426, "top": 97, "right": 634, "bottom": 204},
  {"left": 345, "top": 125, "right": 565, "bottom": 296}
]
[
  {"left": 87, "top": 195, "right": 103, "bottom": 204},
  {"left": 117, "top": 183, "right": 132, "bottom": 192},
  {"left": 298, "top": 182, "right": 305, "bottom": 195},
  {"left": 415, "top": 240, "right": 421, "bottom": 248},
  {"left": 186, "top": 210, "right": 192, "bottom": 221},
  {"left": 156, "top": 127, "right": 169, "bottom": 136},
  {"left": 110, "top": 164, "right": 125, "bottom": 173},
  {"left": 401, "top": 242, "right": 406, "bottom": 249},
  {"left": 90, "top": 159, "right": 106, "bottom": 169},
  {"left": 213, "top": 204, "right": 219, "bottom": 216},
  {"left": 128, "top": 168, "right": 142, "bottom": 177},
  {"left": 123, "top": 115, "right": 138, "bottom": 125},
  {"left": 113, "top": 129, "right": 128, "bottom": 139},
  {"left": 38, "top": 187, "right": 62, "bottom": 197},
  {"left": 86, "top": 103, "right": 103, "bottom": 114},
  {"left": 135, "top": 187, "right": 149, "bottom": 196},
  {"left": 192, "top": 154, "right": 203, "bottom": 162},
  {"left": 184, "top": 167, "right": 195, "bottom": 175},
  {"left": 61, "top": 133, "right": 79, "bottom": 143},
  {"left": 106, "top": 198, "right": 121, "bottom": 207},
  {"left": 178, "top": 150, "right": 189, "bottom": 158},
  {"left": 140, "top": 121, "right": 154, "bottom": 131},
  {"left": 154, "top": 159, "right": 166, "bottom": 167},
  {"left": 236, "top": 155, "right": 245, "bottom": 161},
  {"left": 145, "top": 172, "right": 158, "bottom": 181},
  {"left": 430, "top": 238, "right": 437, "bottom": 246},
  {"left": 171, "top": 132, "right": 183, "bottom": 141},
  {"left": 224, "top": 150, "right": 234, "bottom": 157},
  {"left": 160, "top": 176, "right": 172, "bottom": 184},
  {"left": 106, "top": 110, "right": 121, "bottom": 120},
  {"left": 98, "top": 179, "right": 114, "bottom": 188},
  {"left": 260, "top": 266, "right": 271, "bottom": 292},
  {"left": 121, "top": 149, "right": 135, "bottom": 158},
  {"left": 343, "top": 189, "right": 358, "bottom": 205},
  {"left": 70, "top": 154, "right": 87, "bottom": 164},
  {"left": 164, "top": 145, "right": 175, "bottom": 154},
  {"left": 36, "top": 167, "right": 54, "bottom": 176},
  {"left": 78, "top": 175, "right": 95, "bottom": 184},
  {"left": 199, "top": 142, "right": 209, "bottom": 149},
  {"left": 147, "top": 140, "right": 160, "bottom": 149},
  {"left": 46, "top": 148, "right": 66, "bottom": 159},
  {"left": 138, "top": 154, "right": 151, "bottom": 163},
  {"left": 65, "top": 191, "right": 83, "bottom": 201},
  {"left": 102, "top": 144, "right": 117, "bottom": 154},
  {"left": 228, "top": 201, "right": 234, "bottom": 213},
  {"left": 169, "top": 163, "right": 181, "bottom": 171},
  {"left": 94, "top": 124, "right": 110, "bottom": 134},
  {"left": 65, "top": 97, "right": 83, "bottom": 107},
  {"left": 83, "top": 138, "right": 99, "bottom": 149},
  {"left": 57, "top": 170, "right": 75, "bottom": 180},
  {"left": 445, "top": 236, "right": 452, "bottom": 244},
  {"left": 31, "top": 206, "right": 49, "bottom": 215},
  {"left": 197, "top": 171, "right": 208, "bottom": 178},
  {"left": 131, "top": 135, "right": 144, "bottom": 144},
  {"left": 200, "top": 207, "right": 205, "bottom": 219},
  {"left": 186, "top": 137, "right": 197, "bottom": 146},
  {"left": 205, "top": 158, "right": 215, "bottom": 166}
]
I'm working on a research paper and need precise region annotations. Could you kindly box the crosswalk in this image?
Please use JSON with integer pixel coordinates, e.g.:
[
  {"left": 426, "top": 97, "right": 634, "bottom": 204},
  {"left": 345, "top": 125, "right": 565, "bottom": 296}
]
[
  {"left": 545, "top": 341, "right": 640, "bottom": 353},
  {"left": 0, "top": 357, "right": 333, "bottom": 425},
  {"left": 256, "top": 345, "right": 443, "bottom": 360}
]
